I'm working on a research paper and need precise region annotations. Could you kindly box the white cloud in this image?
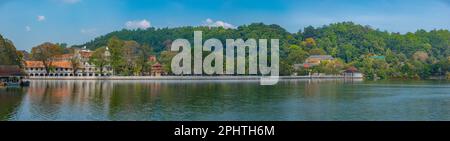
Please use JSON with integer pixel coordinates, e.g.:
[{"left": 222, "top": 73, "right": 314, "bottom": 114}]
[
  {"left": 125, "top": 19, "right": 151, "bottom": 30},
  {"left": 25, "top": 26, "right": 31, "bottom": 32},
  {"left": 37, "top": 15, "right": 46, "bottom": 22},
  {"left": 62, "top": 0, "right": 81, "bottom": 4},
  {"left": 204, "top": 18, "right": 236, "bottom": 29},
  {"left": 206, "top": 18, "right": 213, "bottom": 23}
]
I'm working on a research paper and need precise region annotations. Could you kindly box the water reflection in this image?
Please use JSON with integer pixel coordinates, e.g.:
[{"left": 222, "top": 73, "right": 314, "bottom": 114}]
[
  {"left": 0, "top": 88, "right": 26, "bottom": 120},
  {"left": 0, "top": 80, "right": 449, "bottom": 121}
]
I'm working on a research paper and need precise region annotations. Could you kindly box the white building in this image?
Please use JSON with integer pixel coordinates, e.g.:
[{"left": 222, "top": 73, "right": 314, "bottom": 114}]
[{"left": 25, "top": 46, "right": 112, "bottom": 77}]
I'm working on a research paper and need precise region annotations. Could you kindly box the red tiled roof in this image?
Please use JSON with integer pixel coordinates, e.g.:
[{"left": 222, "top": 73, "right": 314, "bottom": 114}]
[
  {"left": 152, "top": 63, "right": 162, "bottom": 67},
  {"left": 25, "top": 61, "right": 72, "bottom": 69},
  {"left": 25, "top": 61, "right": 44, "bottom": 68},
  {"left": 303, "top": 63, "right": 310, "bottom": 68},
  {"left": 345, "top": 66, "right": 359, "bottom": 73},
  {"left": 52, "top": 61, "right": 73, "bottom": 68},
  {"left": 80, "top": 51, "right": 92, "bottom": 58}
]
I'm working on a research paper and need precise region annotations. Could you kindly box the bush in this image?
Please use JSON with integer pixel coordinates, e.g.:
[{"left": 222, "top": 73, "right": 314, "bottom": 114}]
[{"left": 447, "top": 72, "right": 450, "bottom": 80}]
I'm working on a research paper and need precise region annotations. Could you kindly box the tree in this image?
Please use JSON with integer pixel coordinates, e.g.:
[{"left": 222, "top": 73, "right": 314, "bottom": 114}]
[
  {"left": 412, "top": 51, "right": 429, "bottom": 62},
  {"left": 89, "top": 47, "right": 110, "bottom": 75},
  {"left": 160, "top": 50, "right": 177, "bottom": 74},
  {"left": 70, "top": 57, "right": 81, "bottom": 76},
  {"left": 0, "top": 34, "right": 21, "bottom": 66},
  {"left": 356, "top": 56, "right": 390, "bottom": 80},
  {"left": 341, "top": 43, "right": 358, "bottom": 63},
  {"left": 280, "top": 61, "right": 294, "bottom": 76},
  {"left": 385, "top": 48, "right": 397, "bottom": 63},
  {"left": 286, "top": 45, "right": 309, "bottom": 64},
  {"left": 315, "top": 59, "right": 345, "bottom": 75},
  {"left": 108, "top": 36, "right": 125, "bottom": 75},
  {"left": 309, "top": 48, "right": 326, "bottom": 55},
  {"left": 76, "top": 22, "right": 450, "bottom": 79},
  {"left": 31, "top": 42, "right": 63, "bottom": 74},
  {"left": 301, "top": 38, "right": 317, "bottom": 49},
  {"left": 137, "top": 44, "right": 153, "bottom": 75},
  {"left": 122, "top": 41, "right": 141, "bottom": 75}
]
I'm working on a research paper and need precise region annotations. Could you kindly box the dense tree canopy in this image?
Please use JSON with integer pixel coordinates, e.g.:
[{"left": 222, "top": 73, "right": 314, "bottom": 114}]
[
  {"left": 0, "top": 34, "right": 21, "bottom": 66},
  {"left": 30, "top": 42, "right": 64, "bottom": 73},
  {"left": 77, "top": 22, "right": 450, "bottom": 79}
]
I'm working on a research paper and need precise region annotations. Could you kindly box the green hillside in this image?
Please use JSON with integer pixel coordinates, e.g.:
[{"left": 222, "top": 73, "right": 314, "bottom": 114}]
[{"left": 77, "top": 22, "right": 450, "bottom": 79}]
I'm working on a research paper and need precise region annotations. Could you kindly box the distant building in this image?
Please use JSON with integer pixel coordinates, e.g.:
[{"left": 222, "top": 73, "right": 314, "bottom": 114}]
[
  {"left": 151, "top": 63, "right": 164, "bottom": 76},
  {"left": 146, "top": 55, "right": 166, "bottom": 76},
  {"left": 343, "top": 66, "right": 363, "bottom": 78},
  {"left": 0, "top": 65, "right": 23, "bottom": 77},
  {"left": 370, "top": 55, "right": 385, "bottom": 60},
  {"left": 0, "top": 65, "right": 25, "bottom": 84},
  {"left": 75, "top": 47, "right": 99, "bottom": 76},
  {"left": 293, "top": 55, "right": 335, "bottom": 70},
  {"left": 148, "top": 55, "right": 157, "bottom": 62},
  {"left": 305, "top": 55, "right": 335, "bottom": 66}
]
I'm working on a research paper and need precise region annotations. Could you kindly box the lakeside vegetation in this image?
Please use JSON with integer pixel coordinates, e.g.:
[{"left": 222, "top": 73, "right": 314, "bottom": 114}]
[
  {"left": 0, "top": 35, "right": 22, "bottom": 67},
  {"left": 2, "top": 22, "right": 450, "bottom": 80}
]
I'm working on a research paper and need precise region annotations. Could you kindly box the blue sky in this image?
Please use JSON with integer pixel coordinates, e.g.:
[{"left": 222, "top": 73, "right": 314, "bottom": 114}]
[{"left": 1, "top": 0, "right": 450, "bottom": 50}]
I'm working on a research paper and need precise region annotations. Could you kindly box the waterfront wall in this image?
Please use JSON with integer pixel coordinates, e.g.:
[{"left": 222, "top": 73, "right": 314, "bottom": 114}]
[{"left": 27, "top": 75, "right": 363, "bottom": 80}]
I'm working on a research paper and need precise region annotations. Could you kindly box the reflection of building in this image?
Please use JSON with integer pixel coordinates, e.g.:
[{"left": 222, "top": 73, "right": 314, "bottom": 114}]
[{"left": 24, "top": 46, "right": 112, "bottom": 77}]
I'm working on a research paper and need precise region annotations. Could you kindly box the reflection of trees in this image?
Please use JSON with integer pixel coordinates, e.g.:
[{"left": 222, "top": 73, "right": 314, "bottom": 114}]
[
  {"left": 27, "top": 81, "right": 71, "bottom": 119},
  {"left": 5, "top": 79, "right": 372, "bottom": 121},
  {"left": 24, "top": 80, "right": 114, "bottom": 120},
  {"left": 0, "top": 88, "right": 26, "bottom": 120},
  {"left": 16, "top": 80, "right": 302, "bottom": 120},
  {"left": 107, "top": 81, "right": 163, "bottom": 120}
]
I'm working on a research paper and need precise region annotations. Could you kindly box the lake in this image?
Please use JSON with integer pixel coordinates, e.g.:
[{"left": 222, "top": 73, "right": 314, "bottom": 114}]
[{"left": 1, "top": 80, "right": 449, "bottom": 121}]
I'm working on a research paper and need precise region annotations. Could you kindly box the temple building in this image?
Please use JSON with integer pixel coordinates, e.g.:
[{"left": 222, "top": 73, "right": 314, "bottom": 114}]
[
  {"left": 343, "top": 66, "right": 363, "bottom": 78},
  {"left": 293, "top": 55, "right": 335, "bottom": 70},
  {"left": 147, "top": 55, "right": 166, "bottom": 76},
  {"left": 151, "top": 63, "right": 164, "bottom": 76}
]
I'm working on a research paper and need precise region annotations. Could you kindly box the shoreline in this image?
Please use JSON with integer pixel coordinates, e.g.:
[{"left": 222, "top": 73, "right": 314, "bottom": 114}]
[{"left": 27, "top": 76, "right": 363, "bottom": 80}]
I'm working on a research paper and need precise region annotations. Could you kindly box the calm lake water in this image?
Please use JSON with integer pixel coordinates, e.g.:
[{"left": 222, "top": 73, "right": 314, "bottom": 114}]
[{"left": 0, "top": 80, "right": 449, "bottom": 121}]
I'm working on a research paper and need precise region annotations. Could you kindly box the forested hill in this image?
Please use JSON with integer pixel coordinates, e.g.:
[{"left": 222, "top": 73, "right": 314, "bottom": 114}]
[
  {"left": 78, "top": 23, "right": 294, "bottom": 53},
  {"left": 79, "top": 22, "right": 450, "bottom": 59},
  {"left": 77, "top": 22, "right": 450, "bottom": 79}
]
